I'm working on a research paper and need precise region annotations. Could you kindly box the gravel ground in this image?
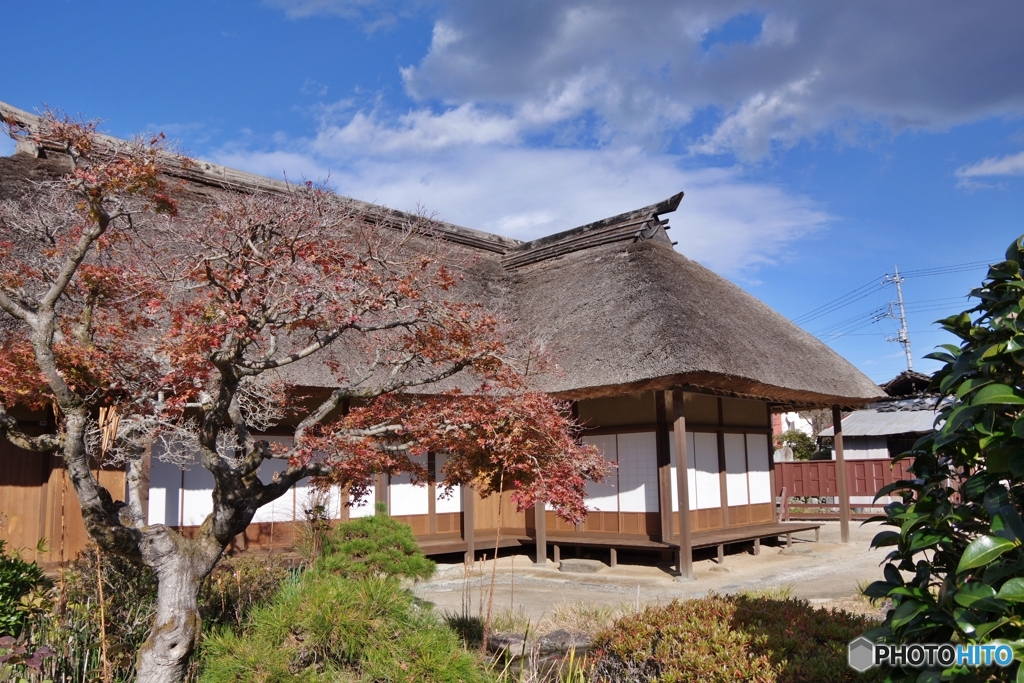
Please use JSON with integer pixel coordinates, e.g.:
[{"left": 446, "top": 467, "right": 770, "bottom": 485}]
[{"left": 413, "top": 521, "right": 890, "bottom": 623}]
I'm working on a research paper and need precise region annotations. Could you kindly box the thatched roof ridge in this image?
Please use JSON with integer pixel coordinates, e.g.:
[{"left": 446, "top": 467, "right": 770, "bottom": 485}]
[{"left": 502, "top": 193, "right": 683, "bottom": 269}]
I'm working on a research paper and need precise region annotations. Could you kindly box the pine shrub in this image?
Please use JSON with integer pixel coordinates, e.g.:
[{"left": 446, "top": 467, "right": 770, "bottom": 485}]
[
  {"left": 318, "top": 503, "right": 436, "bottom": 581},
  {"left": 199, "top": 573, "right": 489, "bottom": 682}
]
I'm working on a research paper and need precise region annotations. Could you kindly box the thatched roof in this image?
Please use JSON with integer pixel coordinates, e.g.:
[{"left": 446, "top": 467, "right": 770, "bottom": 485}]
[{"left": 1, "top": 99, "right": 884, "bottom": 409}]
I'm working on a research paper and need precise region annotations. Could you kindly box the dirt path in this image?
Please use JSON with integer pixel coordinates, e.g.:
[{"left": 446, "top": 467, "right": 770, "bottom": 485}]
[{"left": 413, "top": 521, "right": 889, "bottom": 623}]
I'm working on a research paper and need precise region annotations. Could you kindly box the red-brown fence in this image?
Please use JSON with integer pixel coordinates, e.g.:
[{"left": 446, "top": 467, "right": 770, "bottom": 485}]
[{"left": 775, "top": 457, "right": 914, "bottom": 520}]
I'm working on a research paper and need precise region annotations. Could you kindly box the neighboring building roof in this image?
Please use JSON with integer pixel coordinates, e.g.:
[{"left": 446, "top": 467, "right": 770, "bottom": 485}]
[
  {"left": 0, "top": 99, "right": 886, "bottom": 409},
  {"left": 881, "top": 370, "right": 934, "bottom": 397},
  {"left": 819, "top": 397, "right": 949, "bottom": 437}
]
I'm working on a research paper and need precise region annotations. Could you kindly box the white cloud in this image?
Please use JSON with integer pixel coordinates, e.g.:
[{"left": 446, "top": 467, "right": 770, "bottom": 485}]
[
  {"left": 689, "top": 75, "right": 819, "bottom": 160},
  {"left": 214, "top": 133, "right": 829, "bottom": 277},
  {"left": 956, "top": 151, "right": 1024, "bottom": 184},
  {"left": 394, "top": 1, "right": 1024, "bottom": 160},
  {"left": 312, "top": 105, "right": 520, "bottom": 155}
]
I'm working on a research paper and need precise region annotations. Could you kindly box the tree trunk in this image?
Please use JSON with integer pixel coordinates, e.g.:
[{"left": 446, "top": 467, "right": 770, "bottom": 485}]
[{"left": 135, "top": 526, "right": 222, "bottom": 683}]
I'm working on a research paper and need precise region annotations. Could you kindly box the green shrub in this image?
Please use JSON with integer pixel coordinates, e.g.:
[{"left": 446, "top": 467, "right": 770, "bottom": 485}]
[
  {"left": 199, "top": 572, "right": 490, "bottom": 682},
  {"left": 318, "top": 503, "right": 435, "bottom": 581},
  {"left": 589, "top": 594, "right": 885, "bottom": 683},
  {"left": 0, "top": 540, "right": 48, "bottom": 637},
  {"left": 863, "top": 240, "right": 1024, "bottom": 682},
  {"left": 773, "top": 429, "right": 817, "bottom": 461}
]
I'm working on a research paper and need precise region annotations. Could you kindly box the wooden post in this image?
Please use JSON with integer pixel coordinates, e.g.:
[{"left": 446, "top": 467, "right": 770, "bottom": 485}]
[
  {"left": 671, "top": 390, "right": 694, "bottom": 581},
  {"left": 610, "top": 547, "right": 618, "bottom": 568},
  {"left": 717, "top": 544, "right": 724, "bottom": 564},
  {"left": 833, "top": 405, "right": 851, "bottom": 543},
  {"left": 553, "top": 544, "right": 561, "bottom": 564},
  {"left": 462, "top": 485, "right": 476, "bottom": 564},
  {"left": 717, "top": 398, "right": 729, "bottom": 528},
  {"left": 534, "top": 500, "right": 547, "bottom": 567},
  {"left": 753, "top": 538, "right": 760, "bottom": 555},
  {"left": 375, "top": 473, "right": 388, "bottom": 514},
  {"left": 655, "top": 391, "right": 673, "bottom": 542},
  {"left": 427, "top": 452, "right": 437, "bottom": 536}
]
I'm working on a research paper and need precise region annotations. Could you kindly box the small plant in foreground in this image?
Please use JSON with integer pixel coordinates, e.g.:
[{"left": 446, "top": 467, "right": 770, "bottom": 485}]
[
  {"left": 589, "top": 593, "right": 884, "bottom": 683},
  {"left": 0, "top": 541, "right": 48, "bottom": 637},
  {"left": 199, "top": 553, "right": 293, "bottom": 629}
]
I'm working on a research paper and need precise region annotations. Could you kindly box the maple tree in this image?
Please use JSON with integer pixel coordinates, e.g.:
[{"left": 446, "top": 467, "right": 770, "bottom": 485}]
[{"left": 0, "top": 114, "right": 605, "bottom": 683}]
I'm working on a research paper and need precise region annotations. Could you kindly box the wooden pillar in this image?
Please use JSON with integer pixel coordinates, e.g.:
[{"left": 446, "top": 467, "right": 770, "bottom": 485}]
[
  {"left": 833, "top": 405, "right": 850, "bottom": 543},
  {"left": 753, "top": 538, "right": 760, "bottom": 555},
  {"left": 655, "top": 392, "right": 673, "bottom": 542},
  {"left": 610, "top": 547, "right": 618, "bottom": 568},
  {"left": 427, "top": 452, "right": 437, "bottom": 535},
  {"left": 553, "top": 544, "right": 561, "bottom": 564},
  {"left": 671, "top": 390, "right": 694, "bottom": 581},
  {"left": 462, "top": 485, "right": 476, "bottom": 563},
  {"left": 768, "top": 408, "right": 779, "bottom": 522},
  {"left": 534, "top": 500, "right": 547, "bottom": 566},
  {"left": 717, "top": 398, "right": 729, "bottom": 528},
  {"left": 375, "top": 472, "right": 388, "bottom": 515}
]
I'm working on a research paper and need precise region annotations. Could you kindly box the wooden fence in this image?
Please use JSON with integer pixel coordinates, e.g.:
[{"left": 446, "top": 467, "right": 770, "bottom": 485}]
[
  {"left": 0, "top": 438, "right": 125, "bottom": 567},
  {"left": 774, "top": 457, "right": 914, "bottom": 520}
]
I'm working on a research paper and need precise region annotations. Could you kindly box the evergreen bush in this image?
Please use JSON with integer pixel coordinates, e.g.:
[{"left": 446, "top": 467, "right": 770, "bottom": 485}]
[
  {"left": 863, "top": 237, "right": 1024, "bottom": 681},
  {"left": 318, "top": 503, "right": 436, "bottom": 581},
  {"left": 199, "top": 573, "right": 489, "bottom": 682}
]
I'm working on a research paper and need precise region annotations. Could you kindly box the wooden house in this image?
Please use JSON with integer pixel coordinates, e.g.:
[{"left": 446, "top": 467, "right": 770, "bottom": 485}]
[{"left": 0, "top": 101, "right": 885, "bottom": 575}]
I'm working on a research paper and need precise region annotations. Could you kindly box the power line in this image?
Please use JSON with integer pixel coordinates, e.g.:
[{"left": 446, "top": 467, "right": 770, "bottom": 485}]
[{"left": 792, "top": 279, "right": 886, "bottom": 325}]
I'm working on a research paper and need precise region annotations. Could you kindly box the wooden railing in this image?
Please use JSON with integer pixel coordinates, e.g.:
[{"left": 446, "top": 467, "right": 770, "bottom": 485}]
[{"left": 775, "top": 457, "right": 914, "bottom": 520}]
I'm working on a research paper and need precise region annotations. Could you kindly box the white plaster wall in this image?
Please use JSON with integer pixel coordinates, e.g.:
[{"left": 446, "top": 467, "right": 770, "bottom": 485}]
[
  {"left": 389, "top": 454, "right": 430, "bottom": 516},
  {"left": 616, "top": 432, "right": 658, "bottom": 513},
  {"left": 348, "top": 484, "right": 376, "bottom": 518},
  {"left": 582, "top": 434, "right": 618, "bottom": 512},
  {"left": 147, "top": 454, "right": 181, "bottom": 526},
  {"left": 723, "top": 433, "right": 748, "bottom": 506},
  {"left": 668, "top": 430, "right": 698, "bottom": 512},
  {"left": 692, "top": 432, "right": 721, "bottom": 510},
  {"left": 746, "top": 434, "right": 773, "bottom": 504},
  {"left": 434, "top": 452, "right": 462, "bottom": 514}
]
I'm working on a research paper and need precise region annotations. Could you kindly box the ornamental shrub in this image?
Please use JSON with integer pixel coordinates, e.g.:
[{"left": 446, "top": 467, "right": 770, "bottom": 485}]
[
  {"left": 199, "top": 572, "right": 489, "bottom": 682},
  {"left": 0, "top": 540, "right": 48, "bottom": 637},
  {"left": 863, "top": 237, "right": 1024, "bottom": 681},
  {"left": 318, "top": 503, "right": 436, "bottom": 581},
  {"left": 589, "top": 593, "right": 883, "bottom": 683}
]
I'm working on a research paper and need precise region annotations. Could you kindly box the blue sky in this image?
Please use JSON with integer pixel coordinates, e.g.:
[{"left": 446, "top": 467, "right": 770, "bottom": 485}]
[{"left": 4, "top": 1, "right": 1024, "bottom": 384}]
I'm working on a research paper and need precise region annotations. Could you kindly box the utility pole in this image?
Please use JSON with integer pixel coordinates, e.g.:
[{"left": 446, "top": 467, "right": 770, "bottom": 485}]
[{"left": 884, "top": 266, "right": 913, "bottom": 371}]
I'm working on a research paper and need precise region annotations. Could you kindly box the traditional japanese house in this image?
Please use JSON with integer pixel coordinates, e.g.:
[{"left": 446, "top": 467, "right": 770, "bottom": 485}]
[{"left": 0, "top": 101, "right": 885, "bottom": 575}]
